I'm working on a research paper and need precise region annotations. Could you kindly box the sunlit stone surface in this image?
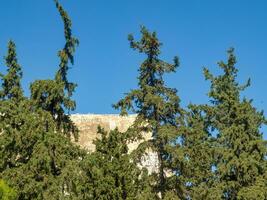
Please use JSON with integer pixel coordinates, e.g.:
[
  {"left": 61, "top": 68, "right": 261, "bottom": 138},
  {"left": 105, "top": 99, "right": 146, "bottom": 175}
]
[{"left": 71, "top": 114, "right": 158, "bottom": 173}]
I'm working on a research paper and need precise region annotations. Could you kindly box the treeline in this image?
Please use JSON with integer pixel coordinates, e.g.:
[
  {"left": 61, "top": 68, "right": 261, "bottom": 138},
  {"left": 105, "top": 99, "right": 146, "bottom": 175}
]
[{"left": 0, "top": 1, "right": 266, "bottom": 200}]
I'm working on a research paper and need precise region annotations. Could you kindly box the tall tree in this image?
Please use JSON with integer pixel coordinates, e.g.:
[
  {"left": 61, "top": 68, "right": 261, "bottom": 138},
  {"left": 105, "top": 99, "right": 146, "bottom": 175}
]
[
  {"left": 0, "top": 1, "right": 84, "bottom": 199},
  {"left": 54, "top": 0, "right": 79, "bottom": 96},
  {"left": 0, "top": 40, "right": 23, "bottom": 101},
  {"left": 30, "top": 0, "right": 79, "bottom": 139},
  {"left": 203, "top": 48, "right": 267, "bottom": 199},
  {"left": 114, "top": 26, "right": 185, "bottom": 199}
]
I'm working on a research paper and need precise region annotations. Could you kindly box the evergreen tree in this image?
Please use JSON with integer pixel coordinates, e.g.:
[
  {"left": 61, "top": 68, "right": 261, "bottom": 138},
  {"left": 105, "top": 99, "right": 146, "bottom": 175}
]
[
  {"left": 203, "top": 48, "right": 267, "bottom": 199},
  {"left": 0, "top": 100, "right": 84, "bottom": 199},
  {"left": 0, "top": 40, "right": 23, "bottom": 101},
  {"left": 80, "top": 127, "right": 155, "bottom": 200},
  {"left": 30, "top": 0, "right": 79, "bottom": 139},
  {"left": 0, "top": 1, "right": 84, "bottom": 199},
  {"left": 114, "top": 26, "right": 185, "bottom": 199}
]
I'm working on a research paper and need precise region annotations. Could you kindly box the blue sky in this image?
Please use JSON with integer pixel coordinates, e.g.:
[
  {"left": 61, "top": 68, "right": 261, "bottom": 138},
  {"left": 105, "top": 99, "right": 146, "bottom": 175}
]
[{"left": 0, "top": 1, "right": 267, "bottom": 138}]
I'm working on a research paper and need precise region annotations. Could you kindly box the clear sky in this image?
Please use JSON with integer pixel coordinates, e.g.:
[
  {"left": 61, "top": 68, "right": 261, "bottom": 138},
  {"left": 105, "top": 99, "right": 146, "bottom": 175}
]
[{"left": 0, "top": 1, "right": 267, "bottom": 137}]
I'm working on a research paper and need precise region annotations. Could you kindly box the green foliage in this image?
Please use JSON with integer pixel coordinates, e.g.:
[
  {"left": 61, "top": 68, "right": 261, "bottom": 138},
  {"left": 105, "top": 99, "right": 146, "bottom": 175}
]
[
  {"left": 0, "top": 1, "right": 84, "bottom": 199},
  {"left": 30, "top": 79, "right": 78, "bottom": 139},
  {"left": 114, "top": 26, "right": 185, "bottom": 199},
  {"left": 202, "top": 48, "right": 267, "bottom": 199},
  {"left": 54, "top": 0, "right": 79, "bottom": 91},
  {"left": 30, "top": 0, "right": 79, "bottom": 140},
  {"left": 178, "top": 104, "right": 215, "bottom": 199},
  {"left": 0, "top": 180, "right": 17, "bottom": 200},
  {"left": 80, "top": 127, "right": 155, "bottom": 200},
  {"left": 0, "top": 1, "right": 266, "bottom": 199},
  {"left": 0, "top": 99, "right": 84, "bottom": 199},
  {"left": 0, "top": 40, "right": 23, "bottom": 101}
]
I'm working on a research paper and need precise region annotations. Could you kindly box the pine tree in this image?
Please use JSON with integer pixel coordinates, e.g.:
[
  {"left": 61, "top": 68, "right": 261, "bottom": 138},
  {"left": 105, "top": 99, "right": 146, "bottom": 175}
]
[
  {"left": 80, "top": 127, "right": 155, "bottom": 200},
  {"left": 30, "top": 0, "right": 79, "bottom": 139},
  {"left": 203, "top": 48, "right": 267, "bottom": 199},
  {"left": 0, "top": 1, "right": 84, "bottom": 199},
  {"left": 114, "top": 26, "right": 185, "bottom": 199},
  {"left": 0, "top": 100, "right": 84, "bottom": 199},
  {"left": 54, "top": 0, "right": 79, "bottom": 95},
  {"left": 0, "top": 40, "right": 23, "bottom": 101}
]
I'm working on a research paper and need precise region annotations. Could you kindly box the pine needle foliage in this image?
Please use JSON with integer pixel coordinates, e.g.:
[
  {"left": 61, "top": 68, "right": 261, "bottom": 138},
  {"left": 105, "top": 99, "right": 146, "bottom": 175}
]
[
  {"left": 0, "top": 100, "right": 84, "bottom": 199},
  {"left": 202, "top": 48, "right": 267, "bottom": 199},
  {"left": 114, "top": 26, "right": 185, "bottom": 199},
  {"left": 0, "top": 179, "right": 17, "bottom": 200},
  {"left": 0, "top": 1, "right": 266, "bottom": 199},
  {"left": 0, "top": 40, "right": 23, "bottom": 102},
  {"left": 0, "top": 1, "right": 84, "bottom": 199},
  {"left": 180, "top": 104, "right": 215, "bottom": 199},
  {"left": 30, "top": 0, "right": 79, "bottom": 140},
  {"left": 80, "top": 127, "right": 155, "bottom": 200}
]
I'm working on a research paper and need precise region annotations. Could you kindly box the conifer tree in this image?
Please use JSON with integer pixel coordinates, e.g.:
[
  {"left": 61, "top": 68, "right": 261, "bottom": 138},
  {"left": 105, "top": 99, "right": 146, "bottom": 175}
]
[
  {"left": 81, "top": 127, "right": 155, "bottom": 200},
  {"left": 0, "top": 101, "right": 84, "bottom": 199},
  {"left": 114, "top": 26, "right": 185, "bottom": 199},
  {"left": 30, "top": 0, "right": 79, "bottom": 139},
  {"left": 0, "top": 40, "right": 23, "bottom": 101},
  {"left": 203, "top": 48, "right": 267, "bottom": 199},
  {"left": 0, "top": 1, "right": 84, "bottom": 199}
]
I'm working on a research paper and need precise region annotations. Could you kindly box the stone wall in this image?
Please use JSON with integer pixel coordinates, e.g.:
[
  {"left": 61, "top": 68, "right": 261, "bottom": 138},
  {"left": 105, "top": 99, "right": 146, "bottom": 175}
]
[
  {"left": 71, "top": 114, "right": 151, "bottom": 151},
  {"left": 71, "top": 114, "right": 158, "bottom": 173}
]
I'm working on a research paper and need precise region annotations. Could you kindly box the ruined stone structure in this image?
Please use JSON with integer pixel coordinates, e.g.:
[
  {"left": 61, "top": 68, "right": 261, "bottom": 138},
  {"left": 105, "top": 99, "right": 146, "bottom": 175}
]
[{"left": 71, "top": 114, "right": 159, "bottom": 173}]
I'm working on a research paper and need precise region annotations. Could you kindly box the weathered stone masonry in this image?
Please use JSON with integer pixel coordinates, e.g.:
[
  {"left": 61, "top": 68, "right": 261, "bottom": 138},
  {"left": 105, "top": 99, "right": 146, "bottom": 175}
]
[{"left": 71, "top": 114, "right": 159, "bottom": 173}]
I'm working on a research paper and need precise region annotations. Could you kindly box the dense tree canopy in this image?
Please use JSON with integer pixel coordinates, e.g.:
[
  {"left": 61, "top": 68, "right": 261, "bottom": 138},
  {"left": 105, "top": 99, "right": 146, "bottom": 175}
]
[
  {"left": 30, "top": 0, "right": 79, "bottom": 140},
  {"left": 178, "top": 104, "right": 214, "bottom": 199},
  {"left": 201, "top": 48, "right": 267, "bottom": 199},
  {"left": 114, "top": 26, "right": 186, "bottom": 199},
  {"left": 0, "top": 179, "right": 17, "bottom": 200},
  {"left": 0, "top": 1, "right": 266, "bottom": 200},
  {"left": 0, "top": 1, "right": 83, "bottom": 199},
  {"left": 80, "top": 127, "right": 155, "bottom": 200}
]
